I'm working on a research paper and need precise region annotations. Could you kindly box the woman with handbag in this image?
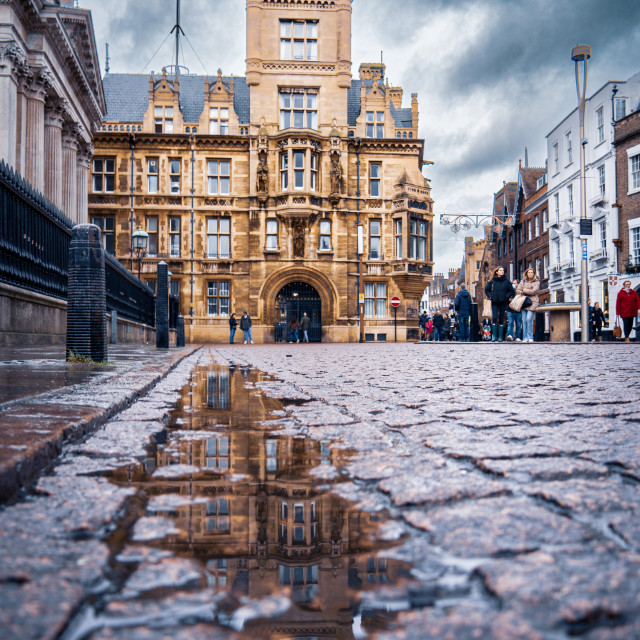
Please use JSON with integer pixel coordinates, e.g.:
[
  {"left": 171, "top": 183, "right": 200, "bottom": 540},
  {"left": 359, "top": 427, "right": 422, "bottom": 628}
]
[
  {"left": 517, "top": 268, "right": 540, "bottom": 343},
  {"left": 615, "top": 280, "right": 640, "bottom": 342},
  {"left": 484, "top": 266, "right": 515, "bottom": 342}
]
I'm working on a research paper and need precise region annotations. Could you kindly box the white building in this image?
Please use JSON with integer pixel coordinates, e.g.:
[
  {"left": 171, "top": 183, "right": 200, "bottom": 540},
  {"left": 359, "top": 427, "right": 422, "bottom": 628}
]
[{"left": 546, "top": 70, "right": 640, "bottom": 337}]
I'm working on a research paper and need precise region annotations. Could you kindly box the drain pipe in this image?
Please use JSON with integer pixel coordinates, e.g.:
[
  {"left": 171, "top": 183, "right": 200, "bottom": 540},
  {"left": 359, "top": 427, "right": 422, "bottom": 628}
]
[
  {"left": 353, "top": 138, "right": 364, "bottom": 343},
  {"left": 190, "top": 135, "right": 195, "bottom": 341},
  {"left": 129, "top": 134, "right": 135, "bottom": 271}
]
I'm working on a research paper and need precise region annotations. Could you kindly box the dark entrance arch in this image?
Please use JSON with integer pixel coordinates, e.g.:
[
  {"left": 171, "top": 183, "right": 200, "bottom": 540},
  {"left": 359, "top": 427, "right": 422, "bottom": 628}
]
[{"left": 275, "top": 282, "right": 322, "bottom": 342}]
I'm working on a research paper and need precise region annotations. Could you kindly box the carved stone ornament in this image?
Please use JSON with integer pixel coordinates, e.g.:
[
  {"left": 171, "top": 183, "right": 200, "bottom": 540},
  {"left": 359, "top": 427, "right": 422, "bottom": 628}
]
[
  {"left": 0, "top": 41, "right": 27, "bottom": 76},
  {"left": 256, "top": 149, "right": 268, "bottom": 197},
  {"left": 330, "top": 150, "right": 343, "bottom": 201},
  {"left": 292, "top": 220, "right": 305, "bottom": 258}
]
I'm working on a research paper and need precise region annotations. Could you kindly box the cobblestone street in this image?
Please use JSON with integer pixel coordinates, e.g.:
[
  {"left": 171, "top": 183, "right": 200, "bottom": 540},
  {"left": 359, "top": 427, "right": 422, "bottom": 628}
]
[{"left": 1, "top": 342, "right": 639, "bottom": 639}]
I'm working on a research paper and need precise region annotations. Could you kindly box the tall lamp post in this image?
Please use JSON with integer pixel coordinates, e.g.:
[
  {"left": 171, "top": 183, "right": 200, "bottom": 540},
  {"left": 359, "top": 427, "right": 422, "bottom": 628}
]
[
  {"left": 572, "top": 44, "right": 591, "bottom": 343},
  {"left": 132, "top": 227, "right": 149, "bottom": 280}
]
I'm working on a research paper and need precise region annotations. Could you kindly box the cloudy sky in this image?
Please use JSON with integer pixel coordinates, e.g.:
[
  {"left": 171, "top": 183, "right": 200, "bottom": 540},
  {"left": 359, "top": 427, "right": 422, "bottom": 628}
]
[{"left": 81, "top": 0, "right": 640, "bottom": 274}]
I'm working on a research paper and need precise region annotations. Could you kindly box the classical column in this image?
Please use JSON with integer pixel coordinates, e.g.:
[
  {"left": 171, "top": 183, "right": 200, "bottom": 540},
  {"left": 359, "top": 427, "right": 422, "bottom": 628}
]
[
  {"left": 76, "top": 142, "right": 92, "bottom": 224},
  {"left": 44, "top": 96, "right": 66, "bottom": 208},
  {"left": 62, "top": 123, "right": 79, "bottom": 222},
  {"left": 25, "top": 68, "right": 51, "bottom": 193},
  {"left": 0, "top": 41, "right": 27, "bottom": 169}
]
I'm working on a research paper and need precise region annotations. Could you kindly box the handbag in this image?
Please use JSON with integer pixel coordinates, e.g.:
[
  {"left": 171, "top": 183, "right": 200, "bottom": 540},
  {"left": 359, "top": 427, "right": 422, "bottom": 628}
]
[
  {"left": 613, "top": 317, "right": 622, "bottom": 339},
  {"left": 482, "top": 298, "right": 492, "bottom": 317},
  {"left": 521, "top": 296, "right": 533, "bottom": 309},
  {"left": 509, "top": 294, "right": 526, "bottom": 312}
]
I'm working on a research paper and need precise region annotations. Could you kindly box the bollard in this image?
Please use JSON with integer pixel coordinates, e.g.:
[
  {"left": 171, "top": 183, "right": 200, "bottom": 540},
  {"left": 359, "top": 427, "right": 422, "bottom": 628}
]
[
  {"left": 110, "top": 310, "right": 118, "bottom": 344},
  {"left": 66, "top": 224, "right": 107, "bottom": 361},
  {"left": 156, "top": 261, "right": 169, "bottom": 349},
  {"left": 176, "top": 315, "right": 185, "bottom": 347}
]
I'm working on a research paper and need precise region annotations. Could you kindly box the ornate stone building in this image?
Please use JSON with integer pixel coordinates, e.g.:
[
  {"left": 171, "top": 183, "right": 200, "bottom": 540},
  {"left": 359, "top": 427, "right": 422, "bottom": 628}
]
[
  {"left": 89, "top": 0, "right": 433, "bottom": 343},
  {"left": 0, "top": 0, "right": 104, "bottom": 223}
]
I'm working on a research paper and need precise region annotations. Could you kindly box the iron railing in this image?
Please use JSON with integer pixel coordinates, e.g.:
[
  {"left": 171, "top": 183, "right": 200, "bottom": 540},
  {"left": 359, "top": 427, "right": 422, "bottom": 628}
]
[
  {"left": 105, "top": 252, "right": 155, "bottom": 327},
  {"left": 169, "top": 294, "right": 179, "bottom": 329}
]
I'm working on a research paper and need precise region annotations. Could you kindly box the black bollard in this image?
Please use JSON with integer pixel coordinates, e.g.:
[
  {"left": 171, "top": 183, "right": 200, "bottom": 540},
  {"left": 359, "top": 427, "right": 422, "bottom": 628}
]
[
  {"left": 176, "top": 315, "right": 185, "bottom": 347},
  {"left": 156, "top": 261, "right": 169, "bottom": 349},
  {"left": 66, "top": 224, "right": 107, "bottom": 361}
]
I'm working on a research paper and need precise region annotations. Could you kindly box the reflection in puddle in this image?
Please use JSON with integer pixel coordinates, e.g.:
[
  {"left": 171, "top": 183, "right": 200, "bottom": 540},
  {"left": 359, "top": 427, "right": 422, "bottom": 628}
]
[{"left": 100, "top": 364, "right": 413, "bottom": 639}]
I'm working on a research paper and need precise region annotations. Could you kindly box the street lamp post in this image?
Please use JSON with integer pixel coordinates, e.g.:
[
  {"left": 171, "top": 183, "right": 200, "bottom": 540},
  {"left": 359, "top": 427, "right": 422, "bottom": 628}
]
[
  {"left": 131, "top": 227, "right": 149, "bottom": 280},
  {"left": 572, "top": 44, "right": 591, "bottom": 343}
]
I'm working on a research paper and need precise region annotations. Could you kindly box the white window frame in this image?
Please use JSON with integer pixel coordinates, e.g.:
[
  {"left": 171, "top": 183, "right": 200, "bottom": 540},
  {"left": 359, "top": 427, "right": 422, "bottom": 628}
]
[
  {"left": 596, "top": 106, "right": 604, "bottom": 144},
  {"left": 597, "top": 164, "right": 605, "bottom": 197},
  {"left": 266, "top": 219, "right": 279, "bottom": 250},
  {"left": 554, "top": 193, "right": 560, "bottom": 224},
  {"left": 146, "top": 215, "right": 158, "bottom": 256},
  {"left": 318, "top": 219, "right": 331, "bottom": 251},
  {"left": 207, "top": 217, "right": 231, "bottom": 259},
  {"left": 92, "top": 158, "right": 115, "bottom": 193},
  {"left": 599, "top": 221, "right": 607, "bottom": 250},
  {"left": 209, "top": 107, "right": 229, "bottom": 135},
  {"left": 369, "top": 162, "right": 381, "bottom": 197},
  {"left": 394, "top": 218, "right": 402, "bottom": 259},
  {"left": 206, "top": 281, "right": 230, "bottom": 317},
  {"left": 364, "top": 282, "right": 386, "bottom": 318},
  {"left": 565, "top": 131, "right": 572, "bottom": 165},
  {"left": 147, "top": 158, "right": 158, "bottom": 193},
  {"left": 279, "top": 89, "right": 318, "bottom": 130},
  {"left": 369, "top": 219, "right": 381, "bottom": 259},
  {"left": 280, "top": 20, "right": 318, "bottom": 61},
  {"left": 627, "top": 144, "right": 640, "bottom": 195},
  {"left": 169, "top": 216, "right": 181, "bottom": 257},
  {"left": 207, "top": 160, "right": 230, "bottom": 195},
  {"left": 567, "top": 184, "right": 574, "bottom": 217},
  {"left": 169, "top": 158, "right": 180, "bottom": 194},
  {"left": 154, "top": 106, "right": 173, "bottom": 134},
  {"left": 534, "top": 214, "right": 540, "bottom": 237},
  {"left": 629, "top": 218, "right": 640, "bottom": 266},
  {"left": 614, "top": 96, "right": 627, "bottom": 122},
  {"left": 553, "top": 142, "right": 559, "bottom": 174}
]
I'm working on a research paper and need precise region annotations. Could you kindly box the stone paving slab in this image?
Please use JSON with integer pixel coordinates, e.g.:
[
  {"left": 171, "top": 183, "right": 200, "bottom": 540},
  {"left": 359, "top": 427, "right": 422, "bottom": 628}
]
[{"left": 0, "top": 346, "right": 199, "bottom": 503}]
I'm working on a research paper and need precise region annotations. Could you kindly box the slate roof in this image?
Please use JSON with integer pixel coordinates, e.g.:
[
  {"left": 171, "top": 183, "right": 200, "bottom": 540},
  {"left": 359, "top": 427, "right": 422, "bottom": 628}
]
[
  {"left": 102, "top": 73, "right": 250, "bottom": 124},
  {"left": 520, "top": 167, "right": 545, "bottom": 200}
]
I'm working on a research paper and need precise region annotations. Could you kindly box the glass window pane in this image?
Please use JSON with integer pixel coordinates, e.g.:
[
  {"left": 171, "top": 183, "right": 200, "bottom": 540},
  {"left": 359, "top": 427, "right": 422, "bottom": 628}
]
[
  {"left": 320, "top": 236, "right": 330, "bottom": 250},
  {"left": 148, "top": 176, "right": 157, "bottom": 192},
  {"left": 219, "top": 236, "right": 230, "bottom": 257},
  {"left": 307, "top": 40, "right": 317, "bottom": 60},
  {"left": 294, "top": 151, "right": 304, "bottom": 168},
  {"left": 365, "top": 283, "right": 375, "bottom": 297},
  {"left": 320, "top": 220, "right": 330, "bottom": 233},
  {"left": 219, "top": 218, "right": 230, "bottom": 233},
  {"left": 170, "top": 218, "right": 180, "bottom": 232},
  {"left": 147, "top": 217, "right": 158, "bottom": 232},
  {"left": 93, "top": 159, "right": 103, "bottom": 172},
  {"left": 307, "top": 111, "right": 317, "bottom": 129},
  {"left": 220, "top": 178, "right": 230, "bottom": 195},
  {"left": 208, "top": 236, "right": 218, "bottom": 257},
  {"left": 208, "top": 161, "right": 218, "bottom": 174},
  {"left": 370, "top": 164, "right": 380, "bottom": 178},
  {"left": 105, "top": 175, "right": 115, "bottom": 192},
  {"left": 366, "top": 124, "right": 374, "bottom": 138},
  {"left": 165, "top": 107, "right": 173, "bottom": 117},
  {"left": 208, "top": 218, "right": 218, "bottom": 233},
  {"left": 365, "top": 299, "right": 374, "bottom": 318},
  {"left": 367, "top": 112, "right": 374, "bottom": 122},
  {"left": 307, "top": 94, "right": 317, "bottom": 109},
  {"left": 267, "top": 220, "right": 278, "bottom": 233},
  {"left": 371, "top": 238, "right": 380, "bottom": 258},
  {"left": 293, "top": 40, "right": 304, "bottom": 59},
  {"left": 377, "top": 283, "right": 386, "bottom": 297},
  {"left": 220, "top": 161, "right": 230, "bottom": 175},
  {"left": 154, "top": 106, "right": 162, "bottom": 116},
  {"left": 280, "top": 93, "right": 291, "bottom": 108},
  {"left": 370, "top": 221, "right": 381, "bottom": 235},
  {"left": 370, "top": 180, "right": 379, "bottom": 197},
  {"left": 220, "top": 108, "right": 229, "bottom": 119},
  {"left": 377, "top": 111, "right": 385, "bottom": 122},
  {"left": 294, "top": 171, "right": 304, "bottom": 188},
  {"left": 307, "top": 22, "right": 317, "bottom": 37},
  {"left": 208, "top": 177, "right": 217, "bottom": 193},
  {"left": 281, "top": 21, "right": 291, "bottom": 36},
  {"left": 209, "top": 120, "right": 218, "bottom": 135},
  {"left": 293, "top": 93, "right": 304, "bottom": 109},
  {"left": 293, "top": 22, "right": 304, "bottom": 37},
  {"left": 281, "top": 111, "right": 291, "bottom": 129},
  {"left": 105, "top": 159, "right": 115, "bottom": 172},
  {"left": 376, "top": 298, "right": 386, "bottom": 318},
  {"left": 377, "top": 124, "right": 384, "bottom": 137},
  {"left": 293, "top": 111, "right": 304, "bottom": 128}
]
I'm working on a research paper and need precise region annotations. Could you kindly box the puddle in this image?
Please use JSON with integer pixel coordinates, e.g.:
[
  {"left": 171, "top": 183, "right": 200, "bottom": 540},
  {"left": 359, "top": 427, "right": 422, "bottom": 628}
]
[{"left": 76, "top": 364, "right": 415, "bottom": 639}]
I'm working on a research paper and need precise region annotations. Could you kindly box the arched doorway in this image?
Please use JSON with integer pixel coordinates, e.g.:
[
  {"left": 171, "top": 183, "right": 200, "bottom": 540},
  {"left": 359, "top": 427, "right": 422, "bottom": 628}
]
[{"left": 275, "top": 282, "right": 322, "bottom": 342}]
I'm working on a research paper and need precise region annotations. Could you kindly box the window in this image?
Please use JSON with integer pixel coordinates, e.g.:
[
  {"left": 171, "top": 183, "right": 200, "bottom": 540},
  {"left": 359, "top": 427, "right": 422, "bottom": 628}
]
[
  {"left": 91, "top": 216, "right": 114, "bottom": 254},
  {"left": 366, "top": 111, "right": 385, "bottom": 138},
  {"left": 632, "top": 227, "right": 640, "bottom": 265},
  {"left": 319, "top": 220, "right": 331, "bottom": 251},
  {"left": 207, "top": 160, "right": 230, "bottom": 195},
  {"left": 154, "top": 106, "right": 173, "bottom": 134},
  {"left": 596, "top": 107, "right": 604, "bottom": 143},
  {"left": 534, "top": 214, "right": 540, "bottom": 237},
  {"left": 614, "top": 97, "right": 627, "bottom": 121},
  {"left": 266, "top": 219, "right": 278, "bottom": 250},
  {"left": 631, "top": 155, "right": 640, "bottom": 191},
  {"left": 508, "top": 232, "right": 513, "bottom": 252},
  {"left": 369, "top": 163, "right": 381, "bottom": 197},
  {"left": 206, "top": 498, "right": 229, "bottom": 532},
  {"left": 554, "top": 238, "right": 561, "bottom": 264},
  {"left": 169, "top": 159, "right": 180, "bottom": 194},
  {"left": 206, "top": 436, "right": 229, "bottom": 470},
  {"left": 553, "top": 142, "right": 559, "bottom": 173},
  {"left": 280, "top": 152, "right": 288, "bottom": 189},
  {"left": 147, "top": 158, "right": 158, "bottom": 193},
  {"left": 527, "top": 220, "right": 532, "bottom": 243},
  {"left": 502, "top": 237, "right": 507, "bottom": 255},
  {"left": 517, "top": 226, "right": 522, "bottom": 246},
  {"left": 310, "top": 153, "right": 318, "bottom": 190},
  {"left": 409, "top": 218, "right": 426, "bottom": 260},
  {"left": 599, "top": 221, "right": 607, "bottom": 249},
  {"left": 207, "top": 281, "right": 230, "bottom": 316},
  {"left": 535, "top": 257, "right": 541, "bottom": 278},
  {"left": 209, "top": 107, "right": 229, "bottom": 135},
  {"left": 394, "top": 219, "right": 402, "bottom": 258},
  {"left": 567, "top": 184, "right": 574, "bottom": 216},
  {"left": 567, "top": 233, "right": 574, "bottom": 263},
  {"left": 280, "top": 89, "right": 317, "bottom": 129},
  {"left": 146, "top": 216, "right": 158, "bottom": 255},
  {"left": 364, "top": 282, "right": 386, "bottom": 318},
  {"left": 566, "top": 132, "right": 573, "bottom": 165},
  {"left": 280, "top": 20, "right": 317, "bottom": 61},
  {"left": 543, "top": 253, "right": 548, "bottom": 277},
  {"left": 554, "top": 193, "right": 560, "bottom": 224},
  {"left": 498, "top": 242, "right": 502, "bottom": 259},
  {"left": 92, "top": 158, "right": 115, "bottom": 192},
  {"left": 293, "top": 150, "right": 304, "bottom": 189},
  {"left": 597, "top": 165, "right": 605, "bottom": 197},
  {"left": 169, "top": 216, "right": 180, "bottom": 256},
  {"left": 543, "top": 208, "right": 549, "bottom": 231},
  {"left": 369, "top": 220, "right": 381, "bottom": 259},
  {"left": 207, "top": 218, "right": 230, "bottom": 258}
]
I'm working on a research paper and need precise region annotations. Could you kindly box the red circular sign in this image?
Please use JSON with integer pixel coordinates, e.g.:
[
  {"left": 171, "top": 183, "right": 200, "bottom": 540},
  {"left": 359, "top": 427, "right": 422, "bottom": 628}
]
[{"left": 390, "top": 296, "right": 401, "bottom": 308}]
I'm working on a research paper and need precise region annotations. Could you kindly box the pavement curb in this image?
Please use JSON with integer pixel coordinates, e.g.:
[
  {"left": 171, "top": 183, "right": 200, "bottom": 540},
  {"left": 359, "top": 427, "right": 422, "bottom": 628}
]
[{"left": 0, "top": 346, "right": 200, "bottom": 505}]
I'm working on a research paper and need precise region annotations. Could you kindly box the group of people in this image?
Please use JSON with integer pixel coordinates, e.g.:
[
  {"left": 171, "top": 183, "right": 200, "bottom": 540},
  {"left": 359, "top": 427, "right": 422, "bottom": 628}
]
[
  {"left": 418, "top": 310, "right": 459, "bottom": 342},
  {"left": 228, "top": 311, "right": 254, "bottom": 344},
  {"left": 228, "top": 311, "right": 313, "bottom": 344},
  {"left": 284, "top": 313, "right": 312, "bottom": 343}
]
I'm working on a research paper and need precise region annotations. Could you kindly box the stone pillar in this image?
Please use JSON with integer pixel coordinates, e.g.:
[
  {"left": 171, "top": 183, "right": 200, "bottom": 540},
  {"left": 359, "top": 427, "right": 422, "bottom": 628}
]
[
  {"left": 156, "top": 261, "right": 169, "bottom": 349},
  {"left": 66, "top": 224, "right": 107, "bottom": 362},
  {"left": 62, "top": 124, "right": 79, "bottom": 222},
  {"left": 44, "top": 97, "right": 66, "bottom": 208},
  {"left": 0, "top": 41, "right": 26, "bottom": 168},
  {"left": 25, "top": 69, "right": 50, "bottom": 193},
  {"left": 77, "top": 142, "right": 92, "bottom": 224}
]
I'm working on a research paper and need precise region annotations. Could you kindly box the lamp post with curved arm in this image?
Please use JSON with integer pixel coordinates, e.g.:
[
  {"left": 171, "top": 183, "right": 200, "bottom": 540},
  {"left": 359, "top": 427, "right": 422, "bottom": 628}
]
[{"left": 439, "top": 213, "right": 513, "bottom": 235}]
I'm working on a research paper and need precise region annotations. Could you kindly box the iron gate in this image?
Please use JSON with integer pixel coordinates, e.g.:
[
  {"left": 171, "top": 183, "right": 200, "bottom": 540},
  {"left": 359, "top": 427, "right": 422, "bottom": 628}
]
[{"left": 274, "top": 281, "right": 322, "bottom": 342}]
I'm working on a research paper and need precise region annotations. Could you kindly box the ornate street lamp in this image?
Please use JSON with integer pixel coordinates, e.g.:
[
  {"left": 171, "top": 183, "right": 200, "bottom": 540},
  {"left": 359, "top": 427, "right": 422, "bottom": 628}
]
[
  {"left": 131, "top": 227, "right": 149, "bottom": 280},
  {"left": 572, "top": 44, "right": 591, "bottom": 343},
  {"left": 440, "top": 213, "right": 513, "bottom": 236}
]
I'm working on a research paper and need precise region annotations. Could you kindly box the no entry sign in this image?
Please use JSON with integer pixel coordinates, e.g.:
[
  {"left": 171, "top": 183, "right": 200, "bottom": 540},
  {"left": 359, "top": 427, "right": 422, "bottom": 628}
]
[{"left": 390, "top": 296, "right": 401, "bottom": 308}]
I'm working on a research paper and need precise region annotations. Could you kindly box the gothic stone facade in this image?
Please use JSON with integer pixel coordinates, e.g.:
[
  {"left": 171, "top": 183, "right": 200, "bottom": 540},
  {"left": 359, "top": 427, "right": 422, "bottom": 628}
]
[{"left": 89, "top": 0, "right": 433, "bottom": 343}]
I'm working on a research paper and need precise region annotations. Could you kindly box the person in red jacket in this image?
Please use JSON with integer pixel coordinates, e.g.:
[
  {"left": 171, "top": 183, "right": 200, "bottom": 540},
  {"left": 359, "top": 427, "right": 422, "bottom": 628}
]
[{"left": 615, "top": 280, "right": 640, "bottom": 342}]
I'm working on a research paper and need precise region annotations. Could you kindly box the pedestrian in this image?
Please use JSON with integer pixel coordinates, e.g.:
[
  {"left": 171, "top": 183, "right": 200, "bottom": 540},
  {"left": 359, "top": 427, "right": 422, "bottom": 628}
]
[
  {"left": 615, "top": 280, "right": 640, "bottom": 342},
  {"left": 517, "top": 267, "right": 540, "bottom": 343},
  {"left": 240, "top": 310, "right": 253, "bottom": 344},
  {"left": 506, "top": 279, "right": 523, "bottom": 342},
  {"left": 419, "top": 310, "right": 429, "bottom": 342},
  {"left": 482, "top": 317, "right": 492, "bottom": 341},
  {"left": 288, "top": 316, "right": 300, "bottom": 343},
  {"left": 588, "top": 297, "right": 594, "bottom": 342},
  {"left": 425, "top": 317, "right": 434, "bottom": 341},
  {"left": 229, "top": 312, "right": 237, "bottom": 344},
  {"left": 454, "top": 283, "right": 472, "bottom": 342},
  {"left": 299, "top": 312, "right": 311, "bottom": 342},
  {"left": 484, "top": 266, "right": 515, "bottom": 342},
  {"left": 592, "top": 302, "right": 605, "bottom": 342},
  {"left": 442, "top": 314, "right": 452, "bottom": 341},
  {"left": 432, "top": 310, "right": 445, "bottom": 341}
]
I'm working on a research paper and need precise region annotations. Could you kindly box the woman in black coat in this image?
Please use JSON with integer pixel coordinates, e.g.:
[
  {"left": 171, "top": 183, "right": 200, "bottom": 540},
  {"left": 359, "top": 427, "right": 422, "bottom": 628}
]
[
  {"left": 484, "top": 266, "right": 515, "bottom": 342},
  {"left": 592, "top": 302, "right": 605, "bottom": 342}
]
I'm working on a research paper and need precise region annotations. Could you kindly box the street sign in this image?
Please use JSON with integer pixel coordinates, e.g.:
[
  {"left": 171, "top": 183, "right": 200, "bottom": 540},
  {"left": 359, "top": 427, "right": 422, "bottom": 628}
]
[
  {"left": 390, "top": 296, "right": 401, "bottom": 308},
  {"left": 579, "top": 219, "right": 592, "bottom": 236},
  {"left": 582, "top": 244, "right": 588, "bottom": 260},
  {"left": 609, "top": 275, "right": 618, "bottom": 287},
  {"left": 359, "top": 293, "right": 365, "bottom": 303}
]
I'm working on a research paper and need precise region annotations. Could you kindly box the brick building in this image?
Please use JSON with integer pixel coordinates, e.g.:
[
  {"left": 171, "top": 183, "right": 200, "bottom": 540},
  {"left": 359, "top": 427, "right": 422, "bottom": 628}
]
[{"left": 88, "top": 0, "right": 433, "bottom": 343}]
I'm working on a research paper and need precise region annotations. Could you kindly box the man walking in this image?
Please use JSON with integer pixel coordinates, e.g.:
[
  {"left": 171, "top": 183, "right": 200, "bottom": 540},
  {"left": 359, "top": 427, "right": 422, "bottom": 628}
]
[
  {"left": 300, "top": 312, "right": 311, "bottom": 342},
  {"left": 432, "top": 310, "right": 445, "bottom": 342},
  {"left": 240, "top": 310, "right": 253, "bottom": 344},
  {"left": 454, "top": 283, "right": 472, "bottom": 341}
]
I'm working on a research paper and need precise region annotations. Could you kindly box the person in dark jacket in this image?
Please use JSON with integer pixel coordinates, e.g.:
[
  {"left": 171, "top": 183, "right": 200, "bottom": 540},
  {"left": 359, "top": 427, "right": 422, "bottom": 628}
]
[
  {"left": 592, "top": 301, "right": 605, "bottom": 342},
  {"left": 484, "top": 266, "right": 515, "bottom": 342},
  {"left": 432, "top": 310, "right": 445, "bottom": 341},
  {"left": 454, "top": 283, "right": 472, "bottom": 341},
  {"left": 418, "top": 310, "right": 429, "bottom": 341},
  {"left": 288, "top": 316, "right": 300, "bottom": 343},
  {"left": 299, "top": 312, "right": 311, "bottom": 342},
  {"left": 229, "top": 313, "right": 237, "bottom": 344},
  {"left": 442, "top": 314, "right": 452, "bottom": 341},
  {"left": 239, "top": 311, "right": 253, "bottom": 344}
]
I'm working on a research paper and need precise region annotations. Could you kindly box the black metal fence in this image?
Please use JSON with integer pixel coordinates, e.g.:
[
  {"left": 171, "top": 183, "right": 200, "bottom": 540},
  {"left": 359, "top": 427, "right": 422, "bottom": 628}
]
[
  {"left": 169, "top": 294, "right": 179, "bottom": 330},
  {"left": 105, "top": 252, "right": 155, "bottom": 327}
]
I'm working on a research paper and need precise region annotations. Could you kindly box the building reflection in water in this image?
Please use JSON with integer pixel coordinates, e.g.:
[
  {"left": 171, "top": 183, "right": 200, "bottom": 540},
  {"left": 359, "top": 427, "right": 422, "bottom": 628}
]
[{"left": 114, "top": 365, "right": 410, "bottom": 638}]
